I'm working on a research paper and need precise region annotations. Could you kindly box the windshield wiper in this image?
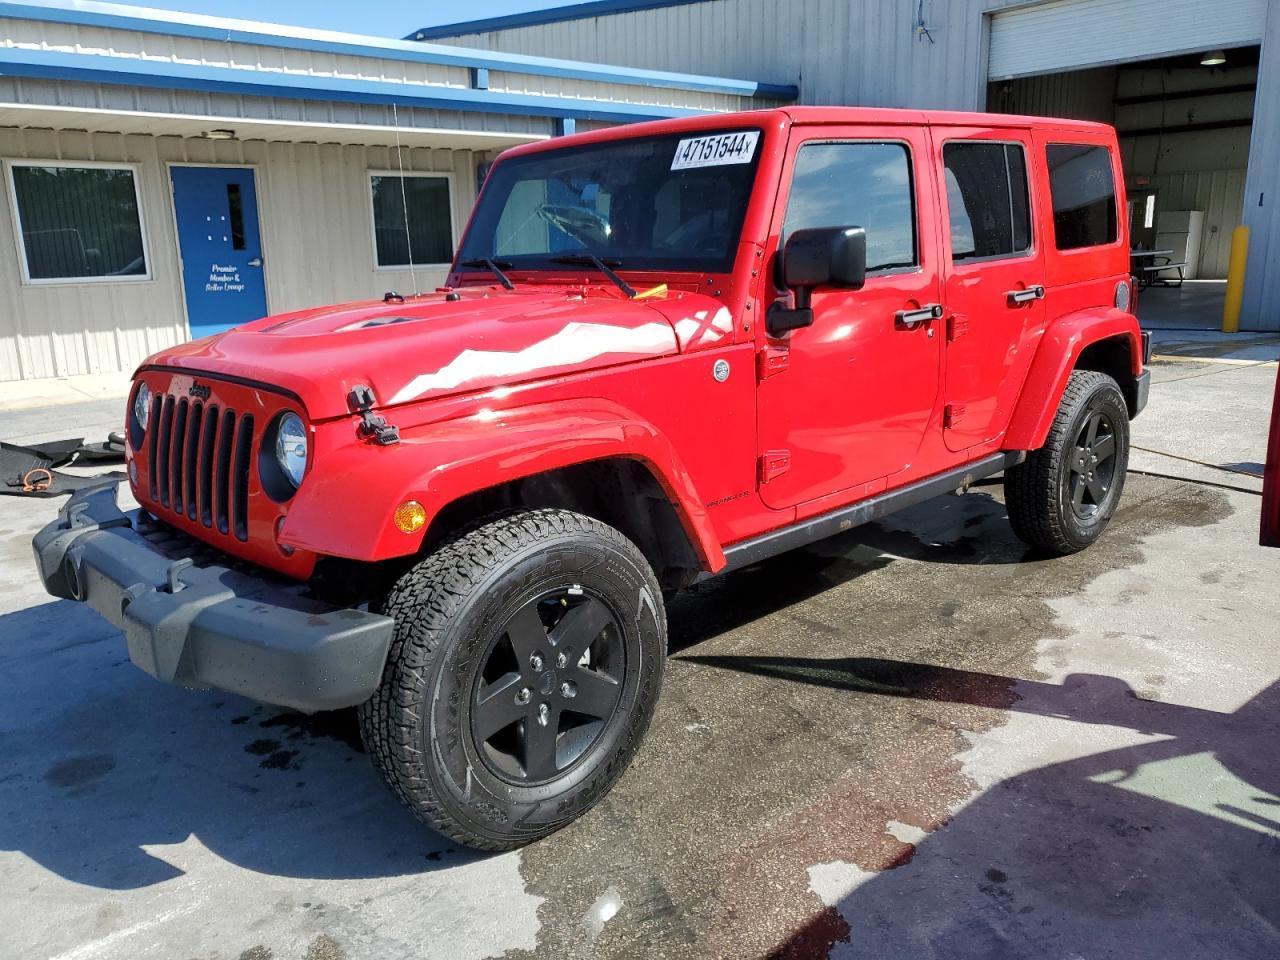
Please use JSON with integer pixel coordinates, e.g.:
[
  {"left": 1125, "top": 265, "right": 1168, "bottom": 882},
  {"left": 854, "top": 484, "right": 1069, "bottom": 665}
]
[
  {"left": 548, "top": 254, "right": 636, "bottom": 299},
  {"left": 459, "top": 258, "right": 515, "bottom": 290}
]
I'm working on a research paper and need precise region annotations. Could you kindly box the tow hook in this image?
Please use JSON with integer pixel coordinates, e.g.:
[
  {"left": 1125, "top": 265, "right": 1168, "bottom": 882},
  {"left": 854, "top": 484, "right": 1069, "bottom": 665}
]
[{"left": 348, "top": 385, "right": 400, "bottom": 446}]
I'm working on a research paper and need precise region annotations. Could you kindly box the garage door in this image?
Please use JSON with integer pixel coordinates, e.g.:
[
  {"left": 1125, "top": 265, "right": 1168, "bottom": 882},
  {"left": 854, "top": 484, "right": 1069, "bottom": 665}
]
[{"left": 988, "top": 0, "right": 1267, "bottom": 80}]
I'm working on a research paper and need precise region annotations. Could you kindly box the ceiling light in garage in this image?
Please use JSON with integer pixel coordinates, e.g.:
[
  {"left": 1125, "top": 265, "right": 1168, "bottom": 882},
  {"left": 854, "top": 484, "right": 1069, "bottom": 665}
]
[
  {"left": 1200, "top": 49, "right": 1227, "bottom": 66},
  {"left": 203, "top": 128, "right": 237, "bottom": 140}
]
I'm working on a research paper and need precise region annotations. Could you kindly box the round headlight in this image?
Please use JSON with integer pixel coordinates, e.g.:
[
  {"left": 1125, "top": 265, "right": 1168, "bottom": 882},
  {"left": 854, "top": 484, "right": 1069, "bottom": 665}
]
[
  {"left": 275, "top": 412, "right": 308, "bottom": 488},
  {"left": 133, "top": 382, "right": 151, "bottom": 432}
]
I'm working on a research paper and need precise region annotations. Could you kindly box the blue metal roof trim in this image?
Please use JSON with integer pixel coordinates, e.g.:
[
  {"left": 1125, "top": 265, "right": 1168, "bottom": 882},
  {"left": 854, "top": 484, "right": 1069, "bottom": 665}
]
[
  {"left": 0, "top": 46, "right": 710, "bottom": 122},
  {"left": 0, "top": 0, "right": 796, "bottom": 101},
  {"left": 409, "top": 0, "right": 711, "bottom": 40}
]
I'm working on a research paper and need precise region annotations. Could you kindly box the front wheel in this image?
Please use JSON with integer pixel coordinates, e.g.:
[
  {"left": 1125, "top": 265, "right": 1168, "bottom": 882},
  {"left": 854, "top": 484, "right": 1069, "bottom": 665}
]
[
  {"left": 1005, "top": 369, "right": 1130, "bottom": 555},
  {"left": 359, "top": 509, "right": 665, "bottom": 850}
]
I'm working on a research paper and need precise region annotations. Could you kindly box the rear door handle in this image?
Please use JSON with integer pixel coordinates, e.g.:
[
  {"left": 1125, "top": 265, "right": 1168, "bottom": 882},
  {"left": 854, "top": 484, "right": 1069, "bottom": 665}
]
[
  {"left": 895, "top": 303, "right": 943, "bottom": 328},
  {"left": 1006, "top": 285, "right": 1044, "bottom": 304}
]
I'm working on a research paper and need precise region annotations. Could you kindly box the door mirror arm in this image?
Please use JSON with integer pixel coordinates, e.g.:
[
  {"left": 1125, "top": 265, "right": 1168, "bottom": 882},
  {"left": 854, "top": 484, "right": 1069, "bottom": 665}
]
[{"left": 766, "top": 226, "right": 867, "bottom": 337}]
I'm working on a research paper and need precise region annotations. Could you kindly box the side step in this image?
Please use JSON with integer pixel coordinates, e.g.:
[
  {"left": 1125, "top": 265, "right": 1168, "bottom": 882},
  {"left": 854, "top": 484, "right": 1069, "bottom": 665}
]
[{"left": 715, "top": 451, "right": 1026, "bottom": 576}]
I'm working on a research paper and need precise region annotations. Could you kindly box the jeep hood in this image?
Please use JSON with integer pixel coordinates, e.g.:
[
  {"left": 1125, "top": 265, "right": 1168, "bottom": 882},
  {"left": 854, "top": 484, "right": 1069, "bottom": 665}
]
[{"left": 143, "top": 286, "right": 735, "bottom": 420}]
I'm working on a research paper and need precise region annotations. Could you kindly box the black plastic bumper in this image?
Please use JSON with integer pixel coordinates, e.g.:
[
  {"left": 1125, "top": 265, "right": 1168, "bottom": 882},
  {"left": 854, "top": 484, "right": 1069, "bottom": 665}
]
[
  {"left": 1133, "top": 368, "right": 1151, "bottom": 418},
  {"left": 32, "top": 483, "right": 393, "bottom": 712}
]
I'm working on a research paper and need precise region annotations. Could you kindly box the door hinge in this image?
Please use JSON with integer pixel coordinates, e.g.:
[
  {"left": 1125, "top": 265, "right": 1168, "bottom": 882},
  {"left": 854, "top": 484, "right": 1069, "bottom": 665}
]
[
  {"left": 757, "top": 344, "right": 790, "bottom": 380},
  {"left": 943, "top": 403, "right": 966, "bottom": 429},
  {"left": 759, "top": 449, "right": 791, "bottom": 483},
  {"left": 947, "top": 314, "right": 969, "bottom": 342}
]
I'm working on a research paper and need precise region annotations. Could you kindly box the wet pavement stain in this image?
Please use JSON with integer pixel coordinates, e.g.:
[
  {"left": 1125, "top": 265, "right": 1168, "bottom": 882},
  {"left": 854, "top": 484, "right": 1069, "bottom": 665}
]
[
  {"left": 260, "top": 709, "right": 364, "bottom": 753},
  {"left": 43, "top": 753, "right": 115, "bottom": 791},
  {"left": 499, "top": 482, "right": 1232, "bottom": 959}
]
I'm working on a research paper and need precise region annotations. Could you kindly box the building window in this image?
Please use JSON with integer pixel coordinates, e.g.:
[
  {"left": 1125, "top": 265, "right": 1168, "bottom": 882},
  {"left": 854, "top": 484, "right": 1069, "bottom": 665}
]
[
  {"left": 369, "top": 172, "right": 453, "bottom": 267},
  {"left": 1047, "top": 144, "right": 1117, "bottom": 250},
  {"left": 7, "top": 162, "right": 149, "bottom": 282},
  {"left": 943, "top": 141, "right": 1032, "bottom": 262},
  {"left": 782, "top": 141, "right": 917, "bottom": 273}
]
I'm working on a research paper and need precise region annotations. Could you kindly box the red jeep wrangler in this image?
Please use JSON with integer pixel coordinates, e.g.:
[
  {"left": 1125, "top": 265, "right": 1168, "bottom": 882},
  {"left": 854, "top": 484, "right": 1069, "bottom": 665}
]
[{"left": 34, "top": 107, "right": 1150, "bottom": 849}]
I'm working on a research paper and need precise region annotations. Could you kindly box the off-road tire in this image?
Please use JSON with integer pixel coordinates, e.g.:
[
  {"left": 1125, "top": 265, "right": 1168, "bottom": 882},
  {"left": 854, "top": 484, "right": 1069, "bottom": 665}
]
[
  {"left": 1005, "top": 370, "right": 1130, "bottom": 555},
  {"left": 358, "top": 509, "right": 666, "bottom": 850}
]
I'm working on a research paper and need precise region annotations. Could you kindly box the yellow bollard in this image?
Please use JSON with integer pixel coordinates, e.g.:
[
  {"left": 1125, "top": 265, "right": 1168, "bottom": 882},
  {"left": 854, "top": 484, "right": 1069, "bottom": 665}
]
[{"left": 1223, "top": 225, "right": 1249, "bottom": 333}]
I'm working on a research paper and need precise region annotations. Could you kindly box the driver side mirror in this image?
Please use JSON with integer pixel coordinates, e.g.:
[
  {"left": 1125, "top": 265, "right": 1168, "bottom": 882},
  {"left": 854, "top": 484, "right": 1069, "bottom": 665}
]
[{"left": 767, "top": 226, "right": 867, "bottom": 337}]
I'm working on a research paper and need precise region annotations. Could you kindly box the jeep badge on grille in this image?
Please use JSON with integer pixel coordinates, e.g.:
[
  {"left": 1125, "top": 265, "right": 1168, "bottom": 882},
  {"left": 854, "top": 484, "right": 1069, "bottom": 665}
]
[{"left": 189, "top": 382, "right": 211, "bottom": 400}]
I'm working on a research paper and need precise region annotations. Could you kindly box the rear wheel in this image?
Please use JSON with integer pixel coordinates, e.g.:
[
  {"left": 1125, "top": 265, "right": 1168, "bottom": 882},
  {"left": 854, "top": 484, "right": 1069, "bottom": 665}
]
[
  {"left": 1005, "top": 370, "right": 1130, "bottom": 554},
  {"left": 359, "top": 509, "right": 665, "bottom": 850}
]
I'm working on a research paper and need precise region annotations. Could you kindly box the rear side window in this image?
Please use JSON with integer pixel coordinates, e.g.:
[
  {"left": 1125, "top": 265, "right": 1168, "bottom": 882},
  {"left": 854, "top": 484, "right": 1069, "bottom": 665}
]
[
  {"left": 943, "top": 142, "right": 1031, "bottom": 262},
  {"left": 1046, "top": 144, "right": 1117, "bottom": 250},
  {"left": 782, "top": 141, "right": 917, "bottom": 272}
]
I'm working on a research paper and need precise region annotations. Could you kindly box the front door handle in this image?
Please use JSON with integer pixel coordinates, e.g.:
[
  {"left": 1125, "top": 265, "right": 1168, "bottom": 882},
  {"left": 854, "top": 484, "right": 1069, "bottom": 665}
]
[
  {"left": 895, "top": 303, "right": 943, "bottom": 329},
  {"left": 1006, "top": 285, "right": 1044, "bottom": 304},
  {"left": 247, "top": 257, "right": 263, "bottom": 268}
]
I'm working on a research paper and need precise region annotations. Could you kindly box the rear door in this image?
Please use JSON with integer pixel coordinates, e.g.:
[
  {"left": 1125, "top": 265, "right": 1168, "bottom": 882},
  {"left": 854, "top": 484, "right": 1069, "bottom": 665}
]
[
  {"left": 934, "top": 127, "right": 1046, "bottom": 452},
  {"left": 1263, "top": 366, "right": 1280, "bottom": 547},
  {"left": 756, "top": 124, "right": 945, "bottom": 511}
]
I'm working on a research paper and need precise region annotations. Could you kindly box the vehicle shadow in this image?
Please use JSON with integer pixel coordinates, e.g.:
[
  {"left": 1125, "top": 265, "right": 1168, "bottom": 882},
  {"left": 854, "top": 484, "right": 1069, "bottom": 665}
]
[
  {"left": 680, "top": 653, "right": 1280, "bottom": 959},
  {"left": 670, "top": 489, "right": 1028, "bottom": 653},
  {"left": 0, "top": 599, "right": 471, "bottom": 890}
]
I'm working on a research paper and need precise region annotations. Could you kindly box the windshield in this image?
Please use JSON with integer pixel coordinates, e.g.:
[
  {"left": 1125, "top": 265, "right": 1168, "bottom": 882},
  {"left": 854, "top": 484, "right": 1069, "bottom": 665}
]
[{"left": 457, "top": 129, "right": 764, "bottom": 274}]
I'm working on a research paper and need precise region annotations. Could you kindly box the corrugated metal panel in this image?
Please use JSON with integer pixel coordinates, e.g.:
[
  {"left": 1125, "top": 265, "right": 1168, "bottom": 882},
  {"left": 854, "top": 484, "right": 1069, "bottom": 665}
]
[
  {"left": 1241, "top": 1, "right": 1280, "bottom": 330},
  {"left": 988, "top": 0, "right": 1267, "bottom": 80},
  {"left": 437, "top": 0, "right": 992, "bottom": 110},
  {"left": 0, "top": 16, "right": 763, "bottom": 116},
  {"left": 1145, "top": 170, "right": 1247, "bottom": 278},
  {"left": 0, "top": 127, "right": 488, "bottom": 381}
]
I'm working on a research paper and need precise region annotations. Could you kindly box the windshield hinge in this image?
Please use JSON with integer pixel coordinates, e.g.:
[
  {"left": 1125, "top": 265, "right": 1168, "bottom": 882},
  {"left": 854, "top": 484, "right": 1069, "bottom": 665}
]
[{"left": 348, "top": 385, "right": 400, "bottom": 445}]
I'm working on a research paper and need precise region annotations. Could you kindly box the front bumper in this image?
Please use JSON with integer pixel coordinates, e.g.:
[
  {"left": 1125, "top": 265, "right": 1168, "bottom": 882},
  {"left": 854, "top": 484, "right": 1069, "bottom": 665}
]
[{"left": 32, "top": 483, "right": 393, "bottom": 712}]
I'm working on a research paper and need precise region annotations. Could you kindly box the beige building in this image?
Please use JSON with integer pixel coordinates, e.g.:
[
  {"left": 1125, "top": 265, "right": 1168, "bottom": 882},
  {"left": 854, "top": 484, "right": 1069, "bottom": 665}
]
[{"left": 0, "top": 0, "right": 792, "bottom": 384}]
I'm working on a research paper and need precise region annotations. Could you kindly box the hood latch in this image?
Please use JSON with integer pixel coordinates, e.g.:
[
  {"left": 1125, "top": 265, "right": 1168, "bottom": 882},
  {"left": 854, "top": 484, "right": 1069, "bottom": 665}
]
[{"left": 348, "top": 385, "right": 400, "bottom": 446}]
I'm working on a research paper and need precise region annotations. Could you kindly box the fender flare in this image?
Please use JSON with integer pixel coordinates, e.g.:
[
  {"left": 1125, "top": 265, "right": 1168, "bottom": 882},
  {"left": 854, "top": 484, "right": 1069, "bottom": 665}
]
[
  {"left": 279, "top": 398, "right": 724, "bottom": 570},
  {"left": 1004, "top": 307, "right": 1143, "bottom": 451}
]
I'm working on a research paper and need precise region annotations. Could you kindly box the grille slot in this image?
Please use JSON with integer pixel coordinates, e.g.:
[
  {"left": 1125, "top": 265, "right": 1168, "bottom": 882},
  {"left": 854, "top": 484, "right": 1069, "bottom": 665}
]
[
  {"left": 232, "top": 414, "right": 254, "bottom": 542},
  {"left": 143, "top": 388, "right": 256, "bottom": 542}
]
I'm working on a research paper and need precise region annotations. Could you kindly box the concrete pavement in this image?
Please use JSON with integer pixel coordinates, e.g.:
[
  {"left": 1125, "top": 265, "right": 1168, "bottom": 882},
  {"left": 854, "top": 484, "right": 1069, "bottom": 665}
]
[{"left": 0, "top": 339, "right": 1277, "bottom": 959}]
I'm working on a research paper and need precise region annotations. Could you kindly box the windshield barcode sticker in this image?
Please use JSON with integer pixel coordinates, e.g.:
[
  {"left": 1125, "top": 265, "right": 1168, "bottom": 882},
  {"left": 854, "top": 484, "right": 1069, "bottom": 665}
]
[{"left": 671, "top": 131, "right": 760, "bottom": 170}]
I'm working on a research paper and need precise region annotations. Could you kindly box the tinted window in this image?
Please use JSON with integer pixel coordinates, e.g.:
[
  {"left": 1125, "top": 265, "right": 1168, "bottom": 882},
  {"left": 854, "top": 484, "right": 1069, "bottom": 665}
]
[
  {"left": 458, "top": 130, "right": 762, "bottom": 273},
  {"left": 1047, "top": 144, "right": 1117, "bottom": 250},
  {"left": 10, "top": 164, "right": 147, "bottom": 280},
  {"left": 943, "top": 142, "right": 1032, "bottom": 262},
  {"left": 370, "top": 174, "right": 453, "bottom": 266},
  {"left": 782, "top": 142, "right": 916, "bottom": 272}
]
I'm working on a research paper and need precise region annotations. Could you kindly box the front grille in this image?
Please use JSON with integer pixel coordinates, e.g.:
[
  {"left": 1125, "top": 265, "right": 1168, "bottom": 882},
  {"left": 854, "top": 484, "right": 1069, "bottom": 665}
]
[{"left": 146, "top": 391, "right": 255, "bottom": 542}]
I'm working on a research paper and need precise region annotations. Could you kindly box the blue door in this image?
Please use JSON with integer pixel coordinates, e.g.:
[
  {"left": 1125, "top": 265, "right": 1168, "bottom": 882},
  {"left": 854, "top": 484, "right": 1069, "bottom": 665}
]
[{"left": 171, "top": 166, "right": 268, "bottom": 338}]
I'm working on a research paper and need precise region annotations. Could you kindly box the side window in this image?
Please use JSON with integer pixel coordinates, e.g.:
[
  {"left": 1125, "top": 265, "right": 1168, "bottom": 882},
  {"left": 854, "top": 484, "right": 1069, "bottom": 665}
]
[
  {"left": 1046, "top": 144, "right": 1117, "bottom": 250},
  {"left": 782, "top": 142, "right": 916, "bottom": 272},
  {"left": 943, "top": 142, "right": 1031, "bottom": 262}
]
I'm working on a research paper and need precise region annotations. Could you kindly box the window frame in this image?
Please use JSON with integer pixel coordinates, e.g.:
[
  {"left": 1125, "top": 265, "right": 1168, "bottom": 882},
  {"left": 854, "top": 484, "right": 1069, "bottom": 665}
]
[
  {"left": 1044, "top": 141, "right": 1120, "bottom": 252},
  {"left": 779, "top": 137, "right": 923, "bottom": 280},
  {"left": 940, "top": 138, "right": 1036, "bottom": 267},
  {"left": 367, "top": 169, "right": 457, "bottom": 272},
  {"left": 4, "top": 158, "right": 154, "bottom": 286}
]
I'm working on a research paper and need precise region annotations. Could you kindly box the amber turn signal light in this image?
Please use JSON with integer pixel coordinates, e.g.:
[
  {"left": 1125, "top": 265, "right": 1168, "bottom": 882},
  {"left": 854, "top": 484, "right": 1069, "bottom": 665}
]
[{"left": 393, "top": 500, "right": 427, "bottom": 534}]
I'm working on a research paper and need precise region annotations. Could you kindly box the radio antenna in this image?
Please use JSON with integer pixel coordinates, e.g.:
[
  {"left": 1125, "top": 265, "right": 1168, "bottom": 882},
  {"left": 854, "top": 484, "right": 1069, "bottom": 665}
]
[{"left": 392, "top": 102, "right": 420, "bottom": 297}]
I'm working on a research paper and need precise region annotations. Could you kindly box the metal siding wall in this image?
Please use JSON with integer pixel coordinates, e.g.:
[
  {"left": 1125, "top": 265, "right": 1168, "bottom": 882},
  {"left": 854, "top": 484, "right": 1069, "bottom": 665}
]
[
  {"left": 439, "top": 0, "right": 992, "bottom": 110},
  {"left": 0, "top": 17, "right": 763, "bottom": 116},
  {"left": 1242, "top": 2, "right": 1280, "bottom": 330},
  {"left": 0, "top": 127, "right": 187, "bottom": 382},
  {"left": 1147, "top": 169, "right": 1249, "bottom": 279},
  {"left": 0, "top": 131, "right": 485, "bottom": 381}
]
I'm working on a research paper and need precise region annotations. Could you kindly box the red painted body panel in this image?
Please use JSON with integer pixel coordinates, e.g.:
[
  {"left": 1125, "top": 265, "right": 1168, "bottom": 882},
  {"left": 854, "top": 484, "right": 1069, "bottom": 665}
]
[
  {"left": 126, "top": 106, "right": 1144, "bottom": 580},
  {"left": 1262, "top": 365, "right": 1280, "bottom": 547}
]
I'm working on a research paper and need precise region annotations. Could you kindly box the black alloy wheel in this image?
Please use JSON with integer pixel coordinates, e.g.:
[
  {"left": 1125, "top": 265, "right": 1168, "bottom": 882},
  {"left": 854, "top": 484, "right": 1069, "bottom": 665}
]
[
  {"left": 471, "top": 588, "right": 625, "bottom": 784},
  {"left": 1067, "top": 410, "right": 1118, "bottom": 520}
]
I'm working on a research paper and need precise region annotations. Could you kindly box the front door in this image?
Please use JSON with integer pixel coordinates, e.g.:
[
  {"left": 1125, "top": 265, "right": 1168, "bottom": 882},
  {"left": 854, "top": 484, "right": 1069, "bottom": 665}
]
[
  {"left": 171, "top": 166, "right": 268, "bottom": 339},
  {"left": 757, "top": 127, "right": 945, "bottom": 511},
  {"left": 934, "top": 128, "right": 1046, "bottom": 452}
]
